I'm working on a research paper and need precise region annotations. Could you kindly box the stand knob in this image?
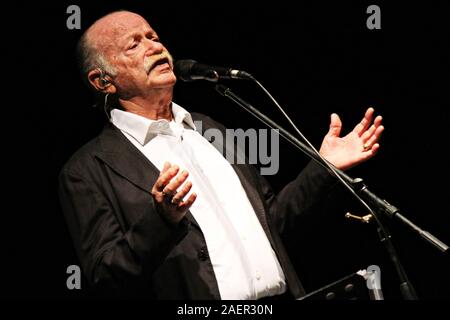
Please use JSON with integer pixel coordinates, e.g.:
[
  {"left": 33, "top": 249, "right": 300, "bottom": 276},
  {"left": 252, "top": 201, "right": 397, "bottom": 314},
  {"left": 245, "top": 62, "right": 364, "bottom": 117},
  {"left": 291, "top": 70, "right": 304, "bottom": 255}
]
[{"left": 345, "top": 212, "right": 373, "bottom": 224}]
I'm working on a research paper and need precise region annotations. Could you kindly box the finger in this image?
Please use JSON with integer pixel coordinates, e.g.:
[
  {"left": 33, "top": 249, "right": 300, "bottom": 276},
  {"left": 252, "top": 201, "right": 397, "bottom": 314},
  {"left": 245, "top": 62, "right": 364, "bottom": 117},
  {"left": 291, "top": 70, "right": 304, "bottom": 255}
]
[
  {"left": 361, "top": 116, "right": 383, "bottom": 143},
  {"left": 353, "top": 107, "right": 374, "bottom": 136},
  {"left": 361, "top": 125, "right": 375, "bottom": 142},
  {"left": 178, "top": 192, "right": 197, "bottom": 211},
  {"left": 163, "top": 170, "right": 189, "bottom": 195},
  {"left": 153, "top": 165, "right": 180, "bottom": 193},
  {"left": 362, "top": 143, "right": 380, "bottom": 159},
  {"left": 160, "top": 161, "right": 171, "bottom": 175},
  {"left": 364, "top": 125, "right": 384, "bottom": 149},
  {"left": 171, "top": 181, "right": 193, "bottom": 204},
  {"left": 327, "top": 113, "right": 342, "bottom": 137},
  {"left": 373, "top": 115, "right": 383, "bottom": 127}
]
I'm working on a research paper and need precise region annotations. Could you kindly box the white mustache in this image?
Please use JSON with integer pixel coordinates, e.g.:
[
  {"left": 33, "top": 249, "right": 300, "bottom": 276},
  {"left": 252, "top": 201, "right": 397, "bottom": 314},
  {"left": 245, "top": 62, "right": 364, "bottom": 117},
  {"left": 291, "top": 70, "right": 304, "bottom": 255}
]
[{"left": 144, "top": 51, "right": 174, "bottom": 73}]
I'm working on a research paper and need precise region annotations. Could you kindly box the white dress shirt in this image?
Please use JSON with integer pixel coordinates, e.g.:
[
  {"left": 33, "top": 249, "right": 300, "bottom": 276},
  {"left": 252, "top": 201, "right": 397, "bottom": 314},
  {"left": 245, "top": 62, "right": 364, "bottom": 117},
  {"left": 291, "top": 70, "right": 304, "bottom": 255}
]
[{"left": 111, "top": 103, "right": 286, "bottom": 299}]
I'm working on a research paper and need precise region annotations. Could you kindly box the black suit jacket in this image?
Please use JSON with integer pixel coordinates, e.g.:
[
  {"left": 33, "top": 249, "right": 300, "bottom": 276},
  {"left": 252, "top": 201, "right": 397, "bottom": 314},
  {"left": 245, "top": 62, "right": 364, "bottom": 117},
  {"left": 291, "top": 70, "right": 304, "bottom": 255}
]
[{"left": 59, "top": 113, "right": 335, "bottom": 299}]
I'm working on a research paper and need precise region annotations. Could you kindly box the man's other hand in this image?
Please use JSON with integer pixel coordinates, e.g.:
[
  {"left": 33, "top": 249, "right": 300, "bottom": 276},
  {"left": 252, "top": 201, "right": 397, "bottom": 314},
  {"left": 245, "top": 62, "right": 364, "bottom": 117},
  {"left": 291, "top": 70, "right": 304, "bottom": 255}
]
[{"left": 151, "top": 162, "right": 197, "bottom": 224}]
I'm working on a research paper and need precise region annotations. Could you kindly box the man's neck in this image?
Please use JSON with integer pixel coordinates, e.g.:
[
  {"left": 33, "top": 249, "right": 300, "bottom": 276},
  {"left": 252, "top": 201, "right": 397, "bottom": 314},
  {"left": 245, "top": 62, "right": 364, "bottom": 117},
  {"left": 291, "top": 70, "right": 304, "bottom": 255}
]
[{"left": 119, "top": 90, "right": 173, "bottom": 121}]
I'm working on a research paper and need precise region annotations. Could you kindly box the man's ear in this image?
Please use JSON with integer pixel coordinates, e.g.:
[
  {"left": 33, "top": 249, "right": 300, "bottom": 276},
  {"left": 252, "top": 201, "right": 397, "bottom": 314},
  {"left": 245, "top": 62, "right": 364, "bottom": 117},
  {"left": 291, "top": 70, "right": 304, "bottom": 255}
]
[{"left": 87, "top": 69, "right": 116, "bottom": 94}]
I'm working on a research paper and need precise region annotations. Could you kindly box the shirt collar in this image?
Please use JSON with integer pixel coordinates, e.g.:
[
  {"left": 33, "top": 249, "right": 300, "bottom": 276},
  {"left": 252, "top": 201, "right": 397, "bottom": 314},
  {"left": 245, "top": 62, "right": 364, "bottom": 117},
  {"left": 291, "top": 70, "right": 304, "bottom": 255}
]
[
  {"left": 172, "top": 102, "right": 196, "bottom": 130},
  {"left": 110, "top": 102, "right": 196, "bottom": 146}
]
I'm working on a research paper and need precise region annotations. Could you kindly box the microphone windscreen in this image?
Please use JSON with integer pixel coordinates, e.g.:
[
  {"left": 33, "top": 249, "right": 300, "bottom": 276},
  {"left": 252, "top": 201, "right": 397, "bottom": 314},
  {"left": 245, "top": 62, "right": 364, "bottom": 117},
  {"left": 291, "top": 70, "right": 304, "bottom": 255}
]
[{"left": 174, "top": 59, "right": 197, "bottom": 81}]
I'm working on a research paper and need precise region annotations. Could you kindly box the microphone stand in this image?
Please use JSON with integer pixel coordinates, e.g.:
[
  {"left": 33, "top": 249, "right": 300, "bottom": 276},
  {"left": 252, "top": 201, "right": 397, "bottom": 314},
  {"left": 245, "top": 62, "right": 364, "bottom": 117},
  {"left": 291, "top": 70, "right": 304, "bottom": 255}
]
[{"left": 215, "top": 84, "right": 449, "bottom": 300}]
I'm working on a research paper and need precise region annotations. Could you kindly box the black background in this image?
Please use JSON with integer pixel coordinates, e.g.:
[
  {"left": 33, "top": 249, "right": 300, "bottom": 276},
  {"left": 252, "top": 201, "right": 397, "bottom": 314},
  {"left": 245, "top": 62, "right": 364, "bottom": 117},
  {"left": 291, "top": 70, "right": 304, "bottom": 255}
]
[{"left": 3, "top": 1, "right": 449, "bottom": 300}]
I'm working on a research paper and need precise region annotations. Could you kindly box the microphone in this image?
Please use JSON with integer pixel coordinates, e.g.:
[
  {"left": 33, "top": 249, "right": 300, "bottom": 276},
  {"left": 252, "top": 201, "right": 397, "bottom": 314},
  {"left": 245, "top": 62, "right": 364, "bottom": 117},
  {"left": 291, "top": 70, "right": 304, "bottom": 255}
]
[{"left": 174, "top": 59, "right": 254, "bottom": 82}]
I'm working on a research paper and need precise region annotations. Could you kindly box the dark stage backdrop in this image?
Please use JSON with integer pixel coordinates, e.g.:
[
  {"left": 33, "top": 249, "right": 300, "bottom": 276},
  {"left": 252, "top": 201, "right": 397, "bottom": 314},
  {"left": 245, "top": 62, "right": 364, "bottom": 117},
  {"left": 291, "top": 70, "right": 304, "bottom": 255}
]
[{"left": 3, "top": 1, "right": 449, "bottom": 300}]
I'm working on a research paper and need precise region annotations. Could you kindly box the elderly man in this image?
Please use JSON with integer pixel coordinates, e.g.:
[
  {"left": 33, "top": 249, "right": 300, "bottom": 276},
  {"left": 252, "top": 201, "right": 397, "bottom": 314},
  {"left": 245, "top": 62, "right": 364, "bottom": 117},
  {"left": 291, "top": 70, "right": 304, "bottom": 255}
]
[{"left": 59, "top": 11, "right": 384, "bottom": 299}]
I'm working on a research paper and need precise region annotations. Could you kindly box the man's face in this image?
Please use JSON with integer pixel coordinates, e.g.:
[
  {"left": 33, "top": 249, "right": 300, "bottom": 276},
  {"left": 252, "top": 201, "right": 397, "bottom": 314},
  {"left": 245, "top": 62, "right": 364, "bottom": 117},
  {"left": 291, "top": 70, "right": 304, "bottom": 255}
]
[{"left": 91, "top": 12, "right": 176, "bottom": 99}]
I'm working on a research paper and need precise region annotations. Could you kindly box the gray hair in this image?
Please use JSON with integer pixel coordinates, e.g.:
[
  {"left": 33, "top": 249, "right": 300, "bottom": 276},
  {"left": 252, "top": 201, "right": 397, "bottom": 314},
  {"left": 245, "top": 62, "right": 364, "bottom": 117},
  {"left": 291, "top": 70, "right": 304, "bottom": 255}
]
[{"left": 76, "top": 30, "right": 117, "bottom": 85}]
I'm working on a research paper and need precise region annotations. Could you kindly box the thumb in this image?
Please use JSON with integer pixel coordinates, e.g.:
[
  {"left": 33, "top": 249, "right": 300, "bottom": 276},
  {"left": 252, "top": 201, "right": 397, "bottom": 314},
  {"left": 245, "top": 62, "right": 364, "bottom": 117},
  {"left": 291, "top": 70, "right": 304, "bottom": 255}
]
[{"left": 328, "top": 113, "right": 342, "bottom": 137}]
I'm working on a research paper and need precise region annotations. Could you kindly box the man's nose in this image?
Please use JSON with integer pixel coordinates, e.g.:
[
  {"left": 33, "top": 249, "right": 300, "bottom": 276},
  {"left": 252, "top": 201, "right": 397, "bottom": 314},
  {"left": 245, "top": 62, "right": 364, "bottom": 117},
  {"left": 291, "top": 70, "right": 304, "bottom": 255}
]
[{"left": 144, "top": 39, "right": 164, "bottom": 56}]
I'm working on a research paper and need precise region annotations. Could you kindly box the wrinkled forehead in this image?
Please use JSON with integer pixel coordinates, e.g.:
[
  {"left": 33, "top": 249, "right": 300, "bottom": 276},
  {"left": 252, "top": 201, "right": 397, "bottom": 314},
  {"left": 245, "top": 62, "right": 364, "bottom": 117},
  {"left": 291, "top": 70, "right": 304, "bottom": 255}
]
[{"left": 88, "top": 12, "right": 154, "bottom": 50}]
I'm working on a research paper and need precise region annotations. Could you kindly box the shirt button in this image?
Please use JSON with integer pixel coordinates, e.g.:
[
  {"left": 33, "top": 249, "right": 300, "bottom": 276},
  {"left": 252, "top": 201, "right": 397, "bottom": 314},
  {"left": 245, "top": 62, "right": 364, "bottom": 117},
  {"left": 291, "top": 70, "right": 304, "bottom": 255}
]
[{"left": 255, "top": 272, "right": 261, "bottom": 280}]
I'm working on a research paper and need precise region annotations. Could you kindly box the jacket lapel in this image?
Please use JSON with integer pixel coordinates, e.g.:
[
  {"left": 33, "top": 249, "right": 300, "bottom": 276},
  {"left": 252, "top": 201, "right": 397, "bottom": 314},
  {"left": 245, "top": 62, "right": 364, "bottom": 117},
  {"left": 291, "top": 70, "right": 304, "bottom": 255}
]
[
  {"left": 94, "top": 122, "right": 201, "bottom": 229},
  {"left": 95, "top": 122, "right": 157, "bottom": 192}
]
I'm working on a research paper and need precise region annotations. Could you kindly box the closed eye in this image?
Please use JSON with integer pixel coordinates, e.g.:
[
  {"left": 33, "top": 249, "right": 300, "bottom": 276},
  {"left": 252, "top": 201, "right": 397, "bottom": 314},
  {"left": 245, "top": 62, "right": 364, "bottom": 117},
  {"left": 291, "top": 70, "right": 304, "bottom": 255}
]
[
  {"left": 128, "top": 42, "right": 138, "bottom": 50},
  {"left": 145, "top": 32, "right": 160, "bottom": 42}
]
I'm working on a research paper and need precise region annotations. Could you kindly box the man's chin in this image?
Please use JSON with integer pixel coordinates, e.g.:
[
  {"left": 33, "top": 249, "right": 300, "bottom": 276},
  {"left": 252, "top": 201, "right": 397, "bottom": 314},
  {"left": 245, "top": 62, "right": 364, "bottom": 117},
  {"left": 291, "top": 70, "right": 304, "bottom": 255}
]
[
  {"left": 147, "top": 76, "right": 177, "bottom": 90},
  {"left": 149, "top": 68, "right": 176, "bottom": 80}
]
